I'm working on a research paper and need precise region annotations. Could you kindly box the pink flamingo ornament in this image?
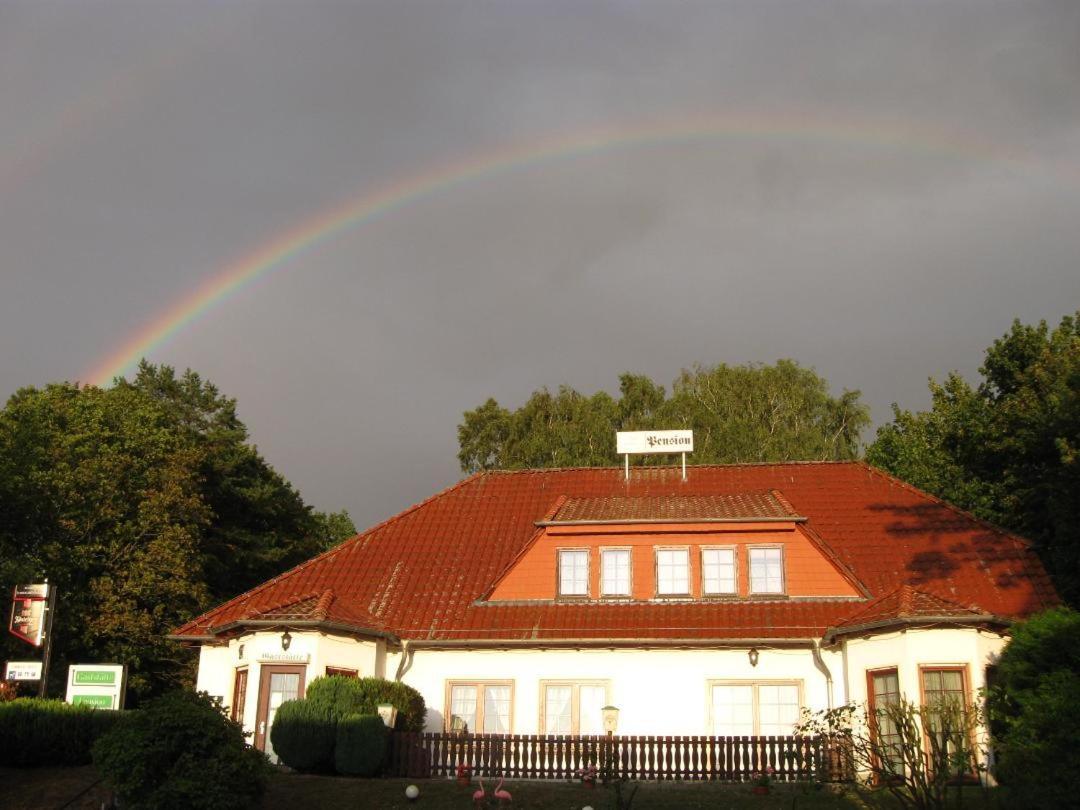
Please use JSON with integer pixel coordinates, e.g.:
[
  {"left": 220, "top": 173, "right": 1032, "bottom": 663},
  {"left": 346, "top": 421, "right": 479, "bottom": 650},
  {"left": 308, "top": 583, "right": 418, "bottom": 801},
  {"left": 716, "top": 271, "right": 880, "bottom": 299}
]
[
  {"left": 471, "top": 778, "right": 486, "bottom": 807},
  {"left": 493, "top": 777, "right": 512, "bottom": 805}
]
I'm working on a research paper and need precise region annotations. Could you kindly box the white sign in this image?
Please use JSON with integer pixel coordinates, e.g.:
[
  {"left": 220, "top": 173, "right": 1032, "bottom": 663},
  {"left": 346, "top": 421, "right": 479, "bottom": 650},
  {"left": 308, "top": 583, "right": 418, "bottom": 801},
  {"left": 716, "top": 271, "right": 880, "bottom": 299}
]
[
  {"left": 65, "top": 664, "right": 126, "bottom": 710},
  {"left": 616, "top": 430, "right": 694, "bottom": 455},
  {"left": 4, "top": 661, "right": 42, "bottom": 681},
  {"left": 257, "top": 652, "right": 310, "bottom": 664}
]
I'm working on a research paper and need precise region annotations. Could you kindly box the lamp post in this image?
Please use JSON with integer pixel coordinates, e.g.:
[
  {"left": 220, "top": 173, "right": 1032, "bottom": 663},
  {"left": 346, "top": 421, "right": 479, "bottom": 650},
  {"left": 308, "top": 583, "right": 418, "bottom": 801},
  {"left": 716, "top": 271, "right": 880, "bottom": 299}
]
[
  {"left": 377, "top": 703, "right": 399, "bottom": 729},
  {"left": 601, "top": 705, "right": 619, "bottom": 785}
]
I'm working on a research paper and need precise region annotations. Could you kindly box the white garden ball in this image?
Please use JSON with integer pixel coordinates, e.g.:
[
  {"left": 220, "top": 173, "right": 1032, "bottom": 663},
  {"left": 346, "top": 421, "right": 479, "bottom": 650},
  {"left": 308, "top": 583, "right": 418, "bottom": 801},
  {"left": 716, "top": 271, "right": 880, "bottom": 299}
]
[
  {"left": 405, "top": 784, "right": 420, "bottom": 801},
  {"left": 582, "top": 806, "right": 594, "bottom": 810}
]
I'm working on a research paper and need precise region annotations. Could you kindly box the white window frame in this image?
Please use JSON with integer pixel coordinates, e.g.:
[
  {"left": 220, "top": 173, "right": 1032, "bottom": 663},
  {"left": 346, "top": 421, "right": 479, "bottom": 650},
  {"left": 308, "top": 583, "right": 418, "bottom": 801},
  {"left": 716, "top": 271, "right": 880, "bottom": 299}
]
[
  {"left": 599, "top": 547, "right": 632, "bottom": 598},
  {"left": 557, "top": 548, "right": 590, "bottom": 598},
  {"left": 445, "top": 680, "right": 515, "bottom": 734},
  {"left": 701, "top": 546, "right": 738, "bottom": 596},
  {"left": 654, "top": 546, "right": 691, "bottom": 597},
  {"left": 539, "top": 680, "right": 611, "bottom": 735},
  {"left": 707, "top": 679, "right": 804, "bottom": 736},
  {"left": 747, "top": 545, "right": 786, "bottom": 595}
]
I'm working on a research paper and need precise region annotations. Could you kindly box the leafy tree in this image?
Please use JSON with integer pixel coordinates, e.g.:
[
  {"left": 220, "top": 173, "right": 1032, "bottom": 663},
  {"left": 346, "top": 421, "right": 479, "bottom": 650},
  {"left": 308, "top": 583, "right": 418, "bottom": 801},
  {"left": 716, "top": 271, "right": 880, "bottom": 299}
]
[
  {"left": 989, "top": 607, "right": 1080, "bottom": 806},
  {"left": 313, "top": 509, "right": 358, "bottom": 549},
  {"left": 868, "top": 312, "right": 1080, "bottom": 603},
  {"left": 458, "top": 362, "right": 869, "bottom": 472},
  {"left": 0, "top": 362, "right": 351, "bottom": 699}
]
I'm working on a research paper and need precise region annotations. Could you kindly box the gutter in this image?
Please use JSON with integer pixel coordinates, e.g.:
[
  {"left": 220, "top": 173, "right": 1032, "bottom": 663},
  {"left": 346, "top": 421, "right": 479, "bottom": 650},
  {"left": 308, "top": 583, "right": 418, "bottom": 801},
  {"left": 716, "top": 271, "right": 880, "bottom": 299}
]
[
  {"left": 398, "top": 637, "right": 818, "bottom": 650},
  {"left": 168, "top": 619, "right": 401, "bottom": 645},
  {"left": 810, "top": 640, "right": 834, "bottom": 709},
  {"left": 394, "top": 639, "right": 415, "bottom": 681},
  {"left": 822, "top": 614, "right": 1008, "bottom": 645},
  {"left": 536, "top": 516, "right": 806, "bottom": 527}
]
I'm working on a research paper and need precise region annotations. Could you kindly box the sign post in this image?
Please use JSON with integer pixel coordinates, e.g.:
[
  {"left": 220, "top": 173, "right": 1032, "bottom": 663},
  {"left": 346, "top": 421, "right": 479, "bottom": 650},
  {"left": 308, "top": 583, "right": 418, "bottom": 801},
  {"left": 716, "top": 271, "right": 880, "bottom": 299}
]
[
  {"left": 615, "top": 430, "right": 694, "bottom": 481},
  {"left": 8, "top": 582, "right": 56, "bottom": 697}
]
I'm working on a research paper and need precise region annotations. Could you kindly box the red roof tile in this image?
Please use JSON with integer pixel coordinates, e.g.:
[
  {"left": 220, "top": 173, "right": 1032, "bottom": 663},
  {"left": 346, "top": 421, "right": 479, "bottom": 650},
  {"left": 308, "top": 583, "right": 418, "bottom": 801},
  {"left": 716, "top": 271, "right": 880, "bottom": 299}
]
[
  {"left": 173, "top": 462, "right": 1059, "bottom": 642},
  {"left": 551, "top": 491, "right": 799, "bottom": 522},
  {"left": 829, "top": 585, "right": 991, "bottom": 636}
]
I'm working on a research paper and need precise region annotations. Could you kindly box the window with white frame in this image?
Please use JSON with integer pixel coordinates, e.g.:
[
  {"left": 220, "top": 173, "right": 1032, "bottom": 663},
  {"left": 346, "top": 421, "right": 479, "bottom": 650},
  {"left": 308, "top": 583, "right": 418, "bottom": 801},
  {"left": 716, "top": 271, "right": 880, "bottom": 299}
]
[
  {"left": 600, "top": 548, "right": 631, "bottom": 596},
  {"left": 748, "top": 547, "right": 785, "bottom": 594},
  {"left": 558, "top": 549, "right": 589, "bottom": 597},
  {"left": 702, "top": 547, "right": 736, "bottom": 595},
  {"left": 447, "top": 682, "right": 513, "bottom": 733},
  {"left": 541, "top": 681, "right": 609, "bottom": 735},
  {"left": 655, "top": 548, "right": 690, "bottom": 595},
  {"left": 709, "top": 681, "right": 801, "bottom": 736}
]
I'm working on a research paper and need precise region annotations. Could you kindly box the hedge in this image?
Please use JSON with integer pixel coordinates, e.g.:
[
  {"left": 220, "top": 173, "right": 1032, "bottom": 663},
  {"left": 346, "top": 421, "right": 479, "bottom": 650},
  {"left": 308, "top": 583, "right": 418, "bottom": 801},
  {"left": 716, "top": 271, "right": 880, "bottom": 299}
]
[
  {"left": 334, "top": 714, "right": 387, "bottom": 776},
  {"left": 269, "top": 698, "right": 337, "bottom": 772},
  {"left": 0, "top": 698, "right": 121, "bottom": 766},
  {"left": 306, "top": 675, "right": 426, "bottom": 732}
]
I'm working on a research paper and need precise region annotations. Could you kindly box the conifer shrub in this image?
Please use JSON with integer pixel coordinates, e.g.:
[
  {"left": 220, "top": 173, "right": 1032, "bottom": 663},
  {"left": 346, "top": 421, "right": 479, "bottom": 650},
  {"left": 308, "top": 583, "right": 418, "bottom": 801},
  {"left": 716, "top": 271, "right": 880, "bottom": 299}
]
[
  {"left": 305, "top": 675, "right": 426, "bottom": 732},
  {"left": 0, "top": 698, "right": 121, "bottom": 766},
  {"left": 269, "top": 697, "right": 337, "bottom": 772},
  {"left": 92, "top": 690, "right": 268, "bottom": 810},
  {"left": 334, "top": 713, "right": 387, "bottom": 776}
]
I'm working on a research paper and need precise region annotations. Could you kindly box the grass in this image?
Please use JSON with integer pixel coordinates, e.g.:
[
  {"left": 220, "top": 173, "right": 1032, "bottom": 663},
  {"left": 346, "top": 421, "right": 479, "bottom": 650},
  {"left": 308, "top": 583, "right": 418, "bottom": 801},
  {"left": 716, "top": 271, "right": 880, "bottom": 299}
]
[{"left": 0, "top": 766, "right": 110, "bottom": 810}]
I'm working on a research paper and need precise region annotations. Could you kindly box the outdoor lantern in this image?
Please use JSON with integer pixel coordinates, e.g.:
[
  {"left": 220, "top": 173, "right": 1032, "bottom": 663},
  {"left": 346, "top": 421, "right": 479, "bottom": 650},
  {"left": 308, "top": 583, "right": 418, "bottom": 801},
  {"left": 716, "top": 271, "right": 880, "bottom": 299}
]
[
  {"left": 280, "top": 630, "right": 292, "bottom": 651},
  {"left": 377, "top": 702, "right": 399, "bottom": 728},
  {"left": 601, "top": 705, "right": 620, "bottom": 734},
  {"left": 748, "top": 647, "right": 759, "bottom": 667}
]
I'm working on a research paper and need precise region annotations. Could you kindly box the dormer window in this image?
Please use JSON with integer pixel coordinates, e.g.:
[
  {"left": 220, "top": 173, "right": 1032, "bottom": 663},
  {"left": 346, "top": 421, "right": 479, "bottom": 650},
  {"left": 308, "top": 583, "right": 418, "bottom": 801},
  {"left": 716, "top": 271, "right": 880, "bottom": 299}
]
[
  {"left": 702, "top": 547, "right": 737, "bottom": 595},
  {"left": 558, "top": 549, "right": 589, "bottom": 597},
  {"left": 600, "top": 548, "right": 631, "bottom": 597},
  {"left": 749, "top": 546, "right": 785, "bottom": 594},
  {"left": 655, "top": 548, "right": 690, "bottom": 596}
]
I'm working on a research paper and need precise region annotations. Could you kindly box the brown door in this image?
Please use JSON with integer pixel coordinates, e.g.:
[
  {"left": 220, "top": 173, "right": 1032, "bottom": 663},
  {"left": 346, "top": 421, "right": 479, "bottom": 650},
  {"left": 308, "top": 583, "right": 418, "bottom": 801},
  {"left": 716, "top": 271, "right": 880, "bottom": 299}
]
[{"left": 254, "top": 665, "right": 306, "bottom": 761}]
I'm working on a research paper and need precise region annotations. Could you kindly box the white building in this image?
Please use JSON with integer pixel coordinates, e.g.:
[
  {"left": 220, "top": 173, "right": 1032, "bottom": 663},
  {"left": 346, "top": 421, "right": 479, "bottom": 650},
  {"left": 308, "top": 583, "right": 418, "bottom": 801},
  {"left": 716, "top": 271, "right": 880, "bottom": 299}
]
[{"left": 171, "top": 462, "right": 1056, "bottom": 761}]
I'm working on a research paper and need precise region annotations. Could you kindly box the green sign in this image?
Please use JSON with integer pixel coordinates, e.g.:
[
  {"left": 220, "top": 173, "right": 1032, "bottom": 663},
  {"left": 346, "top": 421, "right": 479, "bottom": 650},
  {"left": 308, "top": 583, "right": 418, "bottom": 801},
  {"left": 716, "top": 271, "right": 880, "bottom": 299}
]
[
  {"left": 74, "top": 670, "right": 116, "bottom": 685},
  {"left": 72, "top": 694, "right": 113, "bottom": 709}
]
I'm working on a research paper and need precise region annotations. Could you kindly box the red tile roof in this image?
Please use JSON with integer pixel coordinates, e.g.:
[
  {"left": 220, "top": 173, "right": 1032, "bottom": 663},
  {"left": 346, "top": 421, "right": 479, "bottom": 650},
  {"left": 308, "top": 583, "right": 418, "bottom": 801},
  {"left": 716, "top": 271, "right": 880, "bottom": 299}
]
[
  {"left": 825, "top": 585, "right": 998, "bottom": 640},
  {"left": 173, "top": 462, "right": 1058, "bottom": 643},
  {"left": 550, "top": 491, "right": 800, "bottom": 522}
]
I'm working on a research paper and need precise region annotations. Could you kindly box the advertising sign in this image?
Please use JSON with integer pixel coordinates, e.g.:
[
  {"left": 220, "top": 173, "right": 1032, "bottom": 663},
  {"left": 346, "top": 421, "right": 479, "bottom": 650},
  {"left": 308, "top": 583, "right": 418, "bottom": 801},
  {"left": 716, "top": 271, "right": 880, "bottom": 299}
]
[
  {"left": 65, "top": 664, "right": 126, "bottom": 710},
  {"left": 8, "top": 584, "right": 49, "bottom": 646},
  {"left": 616, "top": 430, "right": 694, "bottom": 455},
  {"left": 4, "top": 661, "right": 42, "bottom": 681}
]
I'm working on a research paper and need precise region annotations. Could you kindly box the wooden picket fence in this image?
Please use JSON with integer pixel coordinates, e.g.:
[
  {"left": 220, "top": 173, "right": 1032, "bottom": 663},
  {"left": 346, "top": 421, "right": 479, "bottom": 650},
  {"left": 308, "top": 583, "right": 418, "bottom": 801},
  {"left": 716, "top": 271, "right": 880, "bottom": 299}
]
[{"left": 387, "top": 732, "right": 851, "bottom": 782}]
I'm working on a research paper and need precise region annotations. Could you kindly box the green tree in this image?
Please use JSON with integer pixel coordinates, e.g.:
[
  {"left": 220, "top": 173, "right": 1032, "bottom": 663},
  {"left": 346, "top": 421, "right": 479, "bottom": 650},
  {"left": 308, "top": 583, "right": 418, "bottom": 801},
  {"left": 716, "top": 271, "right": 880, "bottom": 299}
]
[
  {"left": 312, "top": 509, "right": 358, "bottom": 549},
  {"left": 867, "top": 312, "right": 1080, "bottom": 603},
  {"left": 458, "top": 362, "right": 869, "bottom": 472}
]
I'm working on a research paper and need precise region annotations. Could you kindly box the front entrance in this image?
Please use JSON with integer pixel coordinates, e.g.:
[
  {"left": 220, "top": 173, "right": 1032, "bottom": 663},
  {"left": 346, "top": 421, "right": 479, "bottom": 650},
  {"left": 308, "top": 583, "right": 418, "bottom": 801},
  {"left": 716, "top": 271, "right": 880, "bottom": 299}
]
[{"left": 254, "top": 665, "right": 306, "bottom": 762}]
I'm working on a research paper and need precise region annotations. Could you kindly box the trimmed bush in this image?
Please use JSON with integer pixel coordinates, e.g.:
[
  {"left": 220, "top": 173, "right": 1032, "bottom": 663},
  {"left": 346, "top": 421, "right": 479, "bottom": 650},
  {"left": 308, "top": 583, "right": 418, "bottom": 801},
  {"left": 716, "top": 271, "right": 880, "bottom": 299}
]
[
  {"left": 92, "top": 690, "right": 268, "bottom": 810},
  {"left": 0, "top": 698, "right": 121, "bottom": 766},
  {"left": 306, "top": 675, "right": 426, "bottom": 732},
  {"left": 269, "top": 697, "right": 337, "bottom": 772},
  {"left": 334, "top": 713, "right": 387, "bottom": 776}
]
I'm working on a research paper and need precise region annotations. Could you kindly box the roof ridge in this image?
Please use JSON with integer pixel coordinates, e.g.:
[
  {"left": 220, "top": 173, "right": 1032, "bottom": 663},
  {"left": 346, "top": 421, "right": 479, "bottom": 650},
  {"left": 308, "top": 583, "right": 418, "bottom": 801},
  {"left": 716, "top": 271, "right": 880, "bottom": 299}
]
[
  {"left": 486, "top": 460, "right": 863, "bottom": 475},
  {"left": 175, "top": 472, "right": 485, "bottom": 634}
]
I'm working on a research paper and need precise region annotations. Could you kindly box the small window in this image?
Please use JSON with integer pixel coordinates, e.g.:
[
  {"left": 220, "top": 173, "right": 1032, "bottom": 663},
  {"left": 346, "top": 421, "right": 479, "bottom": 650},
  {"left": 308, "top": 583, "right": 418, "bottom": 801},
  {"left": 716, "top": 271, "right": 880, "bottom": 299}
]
[
  {"left": 869, "top": 668, "right": 903, "bottom": 777},
  {"left": 702, "top": 548, "right": 736, "bottom": 595},
  {"left": 749, "top": 547, "right": 785, "bottom": 594},
  {"left": 541, "top": 681, "right": 609, "bottom": 734},
  {"left": 600, "top": 549, "right": 631, "bottom": 596},
  {"left": 230, "top": 668, "right": 248, "bottom": 724},
  {"left": 558, "top": 549, "right": 589, "bottom": 597},
  {"left": 655, "top": 548, "right": 690, "bottom": 596},
  {"left": 325, "top": 667, "right": 358, "bottom": 678},
  {"left": 447, "top": 681, "right": 513, "bottom": 734}
]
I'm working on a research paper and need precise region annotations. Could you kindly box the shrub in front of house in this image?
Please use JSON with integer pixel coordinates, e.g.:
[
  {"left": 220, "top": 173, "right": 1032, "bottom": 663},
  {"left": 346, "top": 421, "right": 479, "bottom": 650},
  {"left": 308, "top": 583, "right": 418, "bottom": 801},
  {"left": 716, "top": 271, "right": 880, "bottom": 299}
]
[
  {"left": 305, "top": 674, "right": 426, "bottom": 733},
  {"left": 0, "top": 698, "right": 121, "bottom": 766},
  {"left": 92, "top": 690, "right": 268, "bottom": 810},
  {"left": 334, "top": 713, "right": 387, "bottom": 776},
  {"left": 269, "top": 697, "right": 338, "bottom": 772}
]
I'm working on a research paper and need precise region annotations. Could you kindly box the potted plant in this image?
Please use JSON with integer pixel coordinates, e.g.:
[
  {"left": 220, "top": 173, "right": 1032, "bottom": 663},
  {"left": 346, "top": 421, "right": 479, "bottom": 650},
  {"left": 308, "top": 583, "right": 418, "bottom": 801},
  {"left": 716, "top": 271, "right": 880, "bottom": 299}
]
[
  {"left": 751, "top": 766, "right": 775, "bottom": 795},
  {"left": 456, "top": 762, "right": 472, "bottom": 786},
  {"left": 576, "top": 765, "right": 598, "bottom": 789}
]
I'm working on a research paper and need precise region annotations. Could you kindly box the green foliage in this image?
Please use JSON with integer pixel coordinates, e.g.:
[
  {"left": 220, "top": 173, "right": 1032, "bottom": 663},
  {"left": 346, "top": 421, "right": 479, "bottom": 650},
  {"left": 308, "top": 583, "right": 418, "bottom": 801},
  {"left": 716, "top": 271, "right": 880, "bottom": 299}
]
[
  {"left": 990, "top": 608, "right": 1080, "bottom": 805},
  {"left": 458, "top": 363, "right": 870, "bottom": 472},
  {"left": 269, "top": 697, "right": 338, "bottom": 772},
  {"left": 0, "top": 361, "right": 349, "bottom": 700},
  {"left": 868, "top": 312, "right": 1080, "bottom": 604},
  {"left": 91, "top": 690, "right": 267, "bottom": 810},
  {"left": 0, "top": 698, "right": 121, "bottom": 766},
  {"left": 306, "top": 675, "right": 426, "bottom": 733},
  {"left": 334, "top": 713, "right": 387, "bottom": 776},
  {"left": 313, "top": 509, "right": 358, "bottom": 549}
]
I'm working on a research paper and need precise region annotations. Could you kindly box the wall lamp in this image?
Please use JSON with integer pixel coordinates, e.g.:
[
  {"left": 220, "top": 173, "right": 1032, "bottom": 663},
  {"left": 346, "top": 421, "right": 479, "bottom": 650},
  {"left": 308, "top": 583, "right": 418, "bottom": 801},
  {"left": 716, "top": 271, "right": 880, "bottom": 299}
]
[
  {"left": 748, "top": 647, "right": 759, "bottom": 667},
  {"left": 281, "top": 630, "right": 292, "bottom": 651}
]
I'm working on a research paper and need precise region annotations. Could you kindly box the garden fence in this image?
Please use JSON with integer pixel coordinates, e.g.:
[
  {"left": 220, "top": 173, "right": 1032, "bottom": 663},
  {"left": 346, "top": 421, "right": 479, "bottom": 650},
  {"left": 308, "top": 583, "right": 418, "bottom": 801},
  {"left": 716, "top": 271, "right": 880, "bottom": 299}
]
[{"left": 387, "top": 731, "right": 852, "bottom": 782}]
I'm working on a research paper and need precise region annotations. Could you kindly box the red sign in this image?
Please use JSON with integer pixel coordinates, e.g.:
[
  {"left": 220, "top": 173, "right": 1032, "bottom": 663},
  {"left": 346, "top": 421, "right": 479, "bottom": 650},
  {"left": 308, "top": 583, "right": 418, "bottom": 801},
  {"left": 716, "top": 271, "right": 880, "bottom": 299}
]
[{"left": 9, "top": 584, "right": 49, "bottom": 647}]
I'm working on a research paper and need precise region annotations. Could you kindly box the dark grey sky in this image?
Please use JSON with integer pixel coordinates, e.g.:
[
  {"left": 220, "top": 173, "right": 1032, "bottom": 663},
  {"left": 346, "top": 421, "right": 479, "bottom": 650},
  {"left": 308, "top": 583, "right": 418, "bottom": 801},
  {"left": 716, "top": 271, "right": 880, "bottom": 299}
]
[{"left": 2, "top": 1, "right": 1078, "bottom": 529}]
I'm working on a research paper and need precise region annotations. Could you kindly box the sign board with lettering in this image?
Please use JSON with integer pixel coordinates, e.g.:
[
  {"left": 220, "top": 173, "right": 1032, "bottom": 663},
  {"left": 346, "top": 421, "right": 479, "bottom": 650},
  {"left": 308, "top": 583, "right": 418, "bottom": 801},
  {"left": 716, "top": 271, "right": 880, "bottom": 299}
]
[
  {"left": 616, "top": 430, "right": 694, "bottom": 455},
  {"left": 65, "top": 664, "right": 126, "bottom": 710},
  {"left": 9, "top": 584, "right": 49, "bottom": 646},
  {"left": 257, "top": 652, "right": 310, "bottom": 664},
  {"left": 4, "top": 661, "right": 42, "bottom": 681}
]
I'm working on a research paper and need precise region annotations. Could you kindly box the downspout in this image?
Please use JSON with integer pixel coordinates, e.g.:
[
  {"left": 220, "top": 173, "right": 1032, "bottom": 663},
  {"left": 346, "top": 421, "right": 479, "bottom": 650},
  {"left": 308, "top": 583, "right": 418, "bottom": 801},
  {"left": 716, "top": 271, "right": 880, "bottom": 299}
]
[
  {"left": 394, "top": 639, "right": 415, "bottom": 682},
  {"left": 811, "top": 640, "right": 834, "bottom": 709}
]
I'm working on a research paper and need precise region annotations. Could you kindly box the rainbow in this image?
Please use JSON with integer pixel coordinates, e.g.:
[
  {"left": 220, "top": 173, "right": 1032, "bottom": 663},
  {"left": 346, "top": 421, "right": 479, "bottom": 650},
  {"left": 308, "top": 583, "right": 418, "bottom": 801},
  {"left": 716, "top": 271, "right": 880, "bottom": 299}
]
[{"left": 84, "top": 111, "right": 1049, "bottom": 386}]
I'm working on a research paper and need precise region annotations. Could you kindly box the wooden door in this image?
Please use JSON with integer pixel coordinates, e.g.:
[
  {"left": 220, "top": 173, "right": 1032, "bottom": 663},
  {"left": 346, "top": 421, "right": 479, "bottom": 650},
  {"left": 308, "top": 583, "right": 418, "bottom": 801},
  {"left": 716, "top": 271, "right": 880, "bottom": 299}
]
[{"left": 254, "top": 665, "right": 306, "bottom": 761}]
